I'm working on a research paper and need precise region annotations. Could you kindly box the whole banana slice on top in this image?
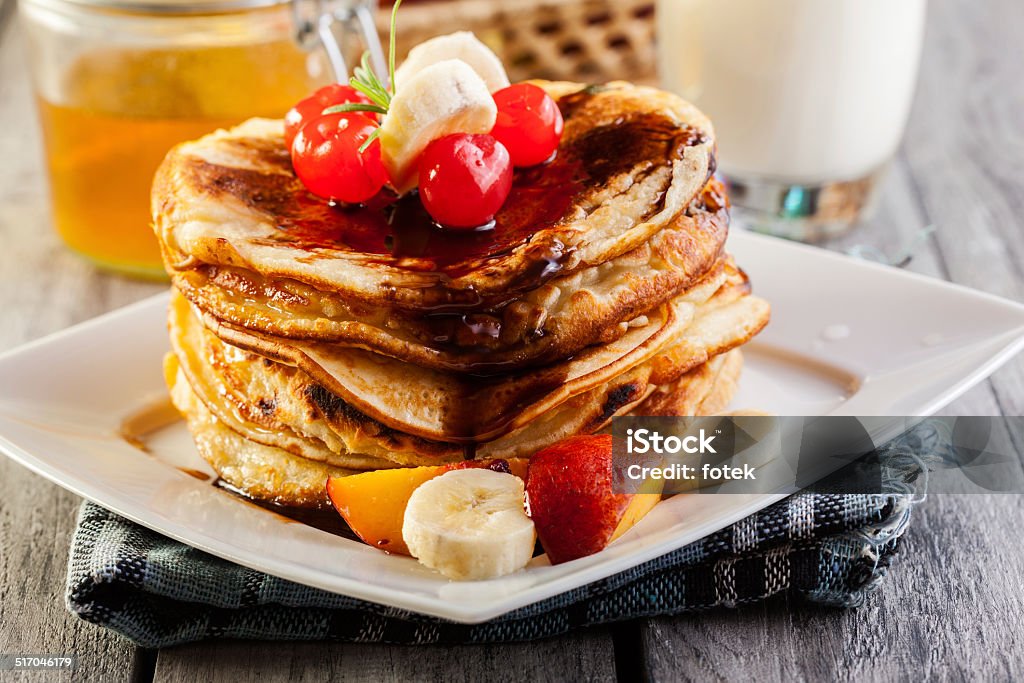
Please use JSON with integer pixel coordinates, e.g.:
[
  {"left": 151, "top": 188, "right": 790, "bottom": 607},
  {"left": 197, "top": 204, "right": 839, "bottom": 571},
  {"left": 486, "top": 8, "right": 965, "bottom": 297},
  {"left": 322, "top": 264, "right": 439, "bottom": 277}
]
[
  {"left": 403, "top": 468, "right": 536, "bottom": 580},
  {"left": 394, "top": 31, "right": 510, "bottom": 94},
  {"left": 379, "top": 59, "right": 497, "bottom": 193}
]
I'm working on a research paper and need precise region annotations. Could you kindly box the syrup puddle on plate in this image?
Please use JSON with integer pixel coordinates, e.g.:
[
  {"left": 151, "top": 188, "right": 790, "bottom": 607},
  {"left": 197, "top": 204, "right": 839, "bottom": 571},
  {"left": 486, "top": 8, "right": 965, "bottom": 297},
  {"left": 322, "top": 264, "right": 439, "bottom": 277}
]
[
  {"left": 728, "top": 343, "right": 861, "bottom": 416},
  {"left": 117, "top": 399, "right": 362, "bottom": 543},
  {"left": 117, "top": 398, "right": 180, "bottom": 452}
]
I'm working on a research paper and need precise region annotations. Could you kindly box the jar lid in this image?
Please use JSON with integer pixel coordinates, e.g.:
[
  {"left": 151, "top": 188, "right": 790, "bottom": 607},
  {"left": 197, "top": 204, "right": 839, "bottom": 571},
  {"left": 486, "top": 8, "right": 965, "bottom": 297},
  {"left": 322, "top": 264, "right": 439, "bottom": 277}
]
[{"left": 32, "top": 0, "right": 293, "bottom": 15}]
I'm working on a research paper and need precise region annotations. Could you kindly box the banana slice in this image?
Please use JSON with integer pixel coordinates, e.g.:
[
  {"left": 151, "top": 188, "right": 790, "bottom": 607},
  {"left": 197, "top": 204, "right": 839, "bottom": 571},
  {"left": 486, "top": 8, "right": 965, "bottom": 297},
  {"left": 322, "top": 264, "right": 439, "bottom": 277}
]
[
  {"left": 403, "top": 468, "right": 535, "bottom": 580},
  {"left": 379, "top": 59, "right": 497, "bottom": 193},
  {"left": 395, "top": 31, "right": 510, "bottom": 94}
]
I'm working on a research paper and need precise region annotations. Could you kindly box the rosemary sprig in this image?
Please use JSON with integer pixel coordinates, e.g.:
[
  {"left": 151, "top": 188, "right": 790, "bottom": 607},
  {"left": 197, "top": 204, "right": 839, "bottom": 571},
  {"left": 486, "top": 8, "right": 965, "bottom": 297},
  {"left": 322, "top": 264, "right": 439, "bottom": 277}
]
[
  {"left": 352, "top": 51, "right": 393, "bottom": 108},
  {"left": 321, "top": 0, "right": 403, "bottom": 153},
  {"left": 323, "top": 102, "right": 388, "bottom": 116}
]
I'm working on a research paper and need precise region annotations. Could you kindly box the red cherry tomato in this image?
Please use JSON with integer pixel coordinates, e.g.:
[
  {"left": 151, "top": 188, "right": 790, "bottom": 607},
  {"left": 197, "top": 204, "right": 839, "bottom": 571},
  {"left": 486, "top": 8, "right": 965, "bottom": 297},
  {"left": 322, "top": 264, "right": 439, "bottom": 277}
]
[
  {"left": 490, "top": 83, "right": 564, "bottom": 167},
  {"left": 418, "top": 133, "right": 513, "bottom": 229},
  {"left": 284, "top": 84, "right": 372, "bottom": 150},
  {"left": 291, "top": 113, "right": 387, "bottom": 204}
]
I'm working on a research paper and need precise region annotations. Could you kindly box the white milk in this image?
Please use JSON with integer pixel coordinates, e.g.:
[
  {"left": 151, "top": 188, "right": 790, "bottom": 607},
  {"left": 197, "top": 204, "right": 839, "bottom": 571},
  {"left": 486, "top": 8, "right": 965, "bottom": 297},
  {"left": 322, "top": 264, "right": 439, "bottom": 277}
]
[{"left": 657, "top": 0, "right": 927, "bottom": 184}]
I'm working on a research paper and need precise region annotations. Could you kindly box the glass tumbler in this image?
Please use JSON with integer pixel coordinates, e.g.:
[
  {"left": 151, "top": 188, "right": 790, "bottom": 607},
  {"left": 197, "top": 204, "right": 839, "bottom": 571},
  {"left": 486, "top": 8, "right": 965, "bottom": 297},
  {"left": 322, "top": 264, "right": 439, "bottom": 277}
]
[{"left": 656, "top": 0, "right": 927, "bottom": 241}]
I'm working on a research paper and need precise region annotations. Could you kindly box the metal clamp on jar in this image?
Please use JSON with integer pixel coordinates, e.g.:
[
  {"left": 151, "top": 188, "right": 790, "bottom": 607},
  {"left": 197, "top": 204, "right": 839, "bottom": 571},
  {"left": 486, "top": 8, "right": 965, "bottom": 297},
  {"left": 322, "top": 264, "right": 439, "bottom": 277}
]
[{"left": 20, "top": 0, "right": 383, "bottom": 278}]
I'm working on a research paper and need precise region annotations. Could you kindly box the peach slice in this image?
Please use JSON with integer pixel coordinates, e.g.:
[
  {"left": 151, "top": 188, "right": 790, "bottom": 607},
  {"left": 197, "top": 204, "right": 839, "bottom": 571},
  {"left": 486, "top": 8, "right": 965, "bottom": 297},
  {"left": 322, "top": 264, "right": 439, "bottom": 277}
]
[
  {"left": 526, "top": 435, "right": 662, "bottom": 564},
  {"left": 326, "top": 458, "right": 526, "bottom": 555},
  {"left": 610, "top": 485, "right": 663, "bottom": 543}
]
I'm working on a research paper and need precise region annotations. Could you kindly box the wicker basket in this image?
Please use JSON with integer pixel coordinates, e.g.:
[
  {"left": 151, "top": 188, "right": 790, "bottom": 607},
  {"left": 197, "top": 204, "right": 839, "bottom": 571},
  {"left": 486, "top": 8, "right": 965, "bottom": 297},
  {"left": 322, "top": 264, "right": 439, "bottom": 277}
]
[{"left": 378, "top": 0, "right": 657, "bottom": 84}]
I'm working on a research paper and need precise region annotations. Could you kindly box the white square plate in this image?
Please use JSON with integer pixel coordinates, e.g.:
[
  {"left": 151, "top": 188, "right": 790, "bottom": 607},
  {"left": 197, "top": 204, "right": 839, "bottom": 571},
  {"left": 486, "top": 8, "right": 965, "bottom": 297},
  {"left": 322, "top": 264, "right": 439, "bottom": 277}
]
[{"left": 2, "top": 231, "right": 1023, "bottom": 623}]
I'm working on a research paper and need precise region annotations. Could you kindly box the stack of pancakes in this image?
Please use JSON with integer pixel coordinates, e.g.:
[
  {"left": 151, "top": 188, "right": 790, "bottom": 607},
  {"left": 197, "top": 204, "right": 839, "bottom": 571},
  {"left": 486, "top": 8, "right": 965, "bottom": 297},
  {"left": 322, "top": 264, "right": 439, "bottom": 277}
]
[{"left": 154, "top": 81, "right": 770, "bottom": 508}]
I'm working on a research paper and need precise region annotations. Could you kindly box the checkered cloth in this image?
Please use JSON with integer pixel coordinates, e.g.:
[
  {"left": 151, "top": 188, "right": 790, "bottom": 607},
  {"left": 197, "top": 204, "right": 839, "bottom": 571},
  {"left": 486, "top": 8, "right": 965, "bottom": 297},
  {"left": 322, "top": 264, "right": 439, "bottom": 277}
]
[{"left": 65, "top": 426, "right": 938, "bottom": 648}]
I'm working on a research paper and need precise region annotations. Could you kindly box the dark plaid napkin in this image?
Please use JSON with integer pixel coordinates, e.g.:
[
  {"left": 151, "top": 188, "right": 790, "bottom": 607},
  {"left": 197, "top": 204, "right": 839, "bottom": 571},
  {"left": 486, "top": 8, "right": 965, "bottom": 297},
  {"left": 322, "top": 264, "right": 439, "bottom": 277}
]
[{"left": 65, "top": 424, "right": 940, "bottom": 648}]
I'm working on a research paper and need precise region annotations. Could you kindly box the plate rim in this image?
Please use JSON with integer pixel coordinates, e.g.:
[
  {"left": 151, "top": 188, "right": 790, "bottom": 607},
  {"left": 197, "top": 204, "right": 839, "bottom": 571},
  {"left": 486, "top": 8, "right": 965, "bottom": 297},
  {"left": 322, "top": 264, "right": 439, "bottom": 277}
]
[
  {"left": 2, "top": 232, "right": 1024, "bottom": 622},
  {"left": 0, "top": 425, "right": 790, "bottom": 622}
]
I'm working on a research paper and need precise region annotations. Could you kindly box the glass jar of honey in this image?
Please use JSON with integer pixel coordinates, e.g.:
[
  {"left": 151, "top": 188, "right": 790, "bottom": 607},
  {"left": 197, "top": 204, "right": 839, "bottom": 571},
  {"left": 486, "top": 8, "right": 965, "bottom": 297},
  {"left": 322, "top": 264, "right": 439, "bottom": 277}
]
[{"left": 21, "top": 0, "right": 378, "bottom": 279}]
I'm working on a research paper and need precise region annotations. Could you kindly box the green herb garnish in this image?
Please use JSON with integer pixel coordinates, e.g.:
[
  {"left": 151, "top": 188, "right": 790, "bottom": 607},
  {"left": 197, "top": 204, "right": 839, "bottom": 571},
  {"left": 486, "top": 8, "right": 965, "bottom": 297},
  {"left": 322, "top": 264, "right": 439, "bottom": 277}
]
[{"left": 322, "top": 0, "right": 403, "bottom": 152}]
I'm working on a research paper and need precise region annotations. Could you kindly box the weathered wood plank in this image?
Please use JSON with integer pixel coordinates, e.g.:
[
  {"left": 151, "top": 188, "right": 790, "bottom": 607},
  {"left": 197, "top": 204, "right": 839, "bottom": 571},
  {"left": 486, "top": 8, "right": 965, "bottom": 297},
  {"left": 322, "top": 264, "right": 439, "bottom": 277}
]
[
  {"left": 641, "top": 0, "right": 1024, "bottom": 679},
  {"left": 642, "top": 495, "right": 1024, "bottom": 683},
  {"left": 900, "top": 0, "right": 1024, "bottom": 417},
  {"left": 0, "top": 460, "right": 142, "bottom": 683},
  {"left": 0, "top": 22, "right": 157, "bottom": 683},
  {"left": 153, "top": 634, "right": 618, "bottom": 683}
]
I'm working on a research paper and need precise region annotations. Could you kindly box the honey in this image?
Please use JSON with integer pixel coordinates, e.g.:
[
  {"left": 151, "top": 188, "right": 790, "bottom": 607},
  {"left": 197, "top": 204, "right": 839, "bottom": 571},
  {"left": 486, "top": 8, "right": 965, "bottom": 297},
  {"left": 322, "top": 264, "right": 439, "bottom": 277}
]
[{"left": 36, "top": 39, "right": 328, "bottom": 278}]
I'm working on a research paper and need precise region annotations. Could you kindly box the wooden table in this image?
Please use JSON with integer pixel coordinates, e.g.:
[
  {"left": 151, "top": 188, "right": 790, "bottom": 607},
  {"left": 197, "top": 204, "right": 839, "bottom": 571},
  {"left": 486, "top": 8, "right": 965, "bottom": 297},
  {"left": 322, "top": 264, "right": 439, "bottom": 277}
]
[{"left": 1, "top": 0, "right": 1022, "bottom": 680}]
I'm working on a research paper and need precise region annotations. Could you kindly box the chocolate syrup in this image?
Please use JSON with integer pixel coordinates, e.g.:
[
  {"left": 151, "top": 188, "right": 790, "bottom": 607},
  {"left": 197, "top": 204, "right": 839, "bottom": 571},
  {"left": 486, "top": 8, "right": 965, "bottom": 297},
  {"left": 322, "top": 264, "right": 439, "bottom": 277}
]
[
  {"left": 192, "top": 150, "right": 578, "bottom": 279},
  {"left": 190, "top": 88, "right": 708, "bottom": 299},
  {"left": 179, "top": 467, "right": 212, "bottom": 481},
  {"left": 116, "top": 400, "right": 362, "bottom": 542},
  {"left": 213, "top": 478, "right": 362, "bottom": 542}
]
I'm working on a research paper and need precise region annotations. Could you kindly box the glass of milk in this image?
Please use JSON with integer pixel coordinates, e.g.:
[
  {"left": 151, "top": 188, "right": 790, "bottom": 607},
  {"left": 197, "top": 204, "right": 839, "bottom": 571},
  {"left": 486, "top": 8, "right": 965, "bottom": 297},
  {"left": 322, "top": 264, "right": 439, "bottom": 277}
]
[{"left": 657, "top": 0, "right": 927, "bottom": 240}]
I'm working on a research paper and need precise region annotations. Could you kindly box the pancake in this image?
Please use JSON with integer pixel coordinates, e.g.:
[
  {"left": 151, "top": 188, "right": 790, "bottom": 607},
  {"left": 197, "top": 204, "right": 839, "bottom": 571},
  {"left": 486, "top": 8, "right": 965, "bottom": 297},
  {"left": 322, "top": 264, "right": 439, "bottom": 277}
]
[
  {"left": 153, "top": 81, "right": 716, "bottom": 309},
  {"left": 192, "top": 275, "right": 720, "bottom": 440},
  {"left": 168, "top": 179, "right": 729, "bottom": 373},
  {"left": 166, "top": 353, "right": 357, "bottom": 508},
  {"left": 635, "top": 348, "right": 744, "bottom": 417},
  {"left": 171, "top": 259, "right": 766, "bottom": 441},
  {"left": 166, "top": 348, "right": 743, "bottom": 509},
  {"left": 154, "top": 81, "right": 724, "bottom": 373},
  {"left": 168, "top": 278, "right": 769, "bottom": 465}
]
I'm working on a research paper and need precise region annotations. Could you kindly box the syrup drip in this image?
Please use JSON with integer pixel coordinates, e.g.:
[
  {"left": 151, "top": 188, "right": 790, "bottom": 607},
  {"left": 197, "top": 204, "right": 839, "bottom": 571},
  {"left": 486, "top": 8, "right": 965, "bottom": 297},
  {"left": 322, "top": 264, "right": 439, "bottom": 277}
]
[
  {"left": 188, "top": 87, "right": 709, "bottom": 301},
  {"left": 212, "top": 478, "right": 362, "bottom": 542}
]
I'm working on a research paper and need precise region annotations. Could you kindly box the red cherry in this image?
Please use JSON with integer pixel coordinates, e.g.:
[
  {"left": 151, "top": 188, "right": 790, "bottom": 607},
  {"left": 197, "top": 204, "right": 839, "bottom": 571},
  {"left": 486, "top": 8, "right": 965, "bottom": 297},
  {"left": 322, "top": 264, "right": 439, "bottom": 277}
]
[
  {"left": 290, "top": 113, "right": 387, "bottom": 204},
  {"left": 491, "top": 83, "right": 564, "bottom": 167},
  {"left": 418, "top": 133, "right": 513, "bottom": 229},
  {"left": 284, "top": 84, "right": 372, "bottom": 150}
]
